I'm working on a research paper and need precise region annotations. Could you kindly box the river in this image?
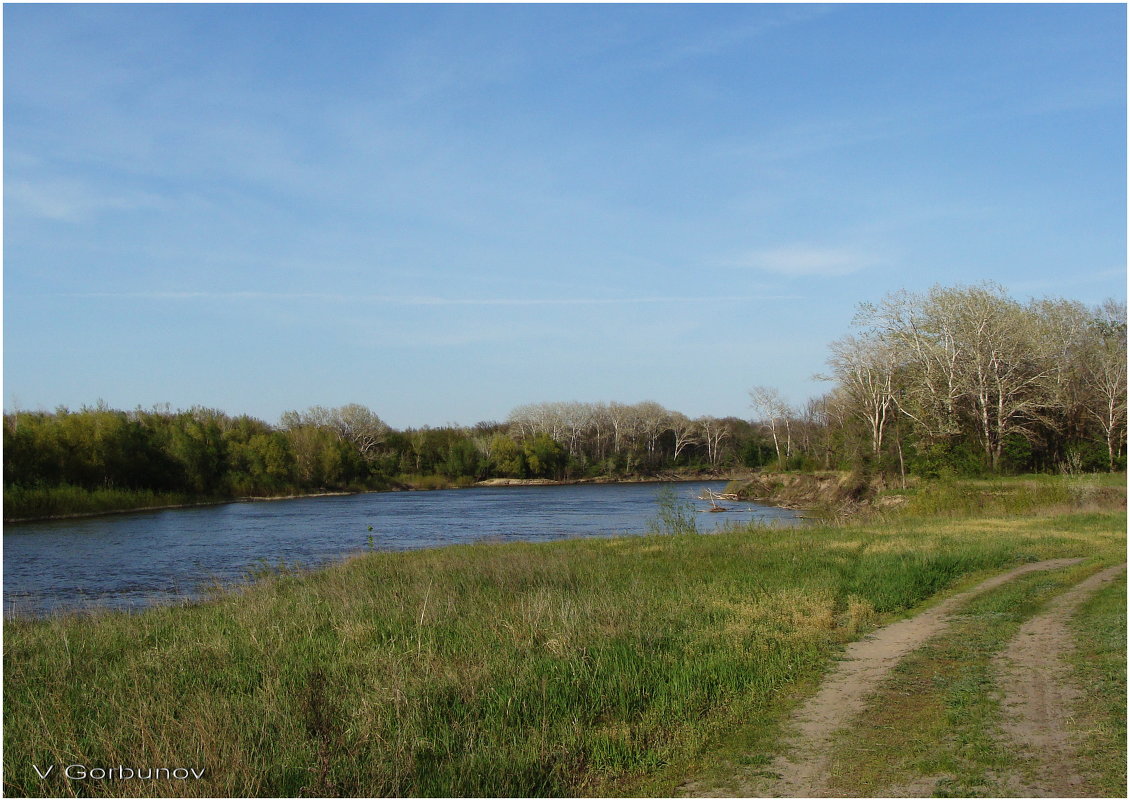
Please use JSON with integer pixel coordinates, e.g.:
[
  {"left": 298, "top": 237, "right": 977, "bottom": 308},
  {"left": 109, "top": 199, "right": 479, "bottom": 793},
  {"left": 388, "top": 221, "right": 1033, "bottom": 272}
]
[{"left": 3, "top": 481, "right": 801, "bottom": 617}]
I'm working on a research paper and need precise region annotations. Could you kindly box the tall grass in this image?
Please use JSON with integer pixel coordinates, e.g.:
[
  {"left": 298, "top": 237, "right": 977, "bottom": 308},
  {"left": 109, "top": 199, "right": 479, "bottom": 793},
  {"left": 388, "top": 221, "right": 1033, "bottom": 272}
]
[
  {"left": 4, "top": 478, "right": 1124, "bottom": 797},
  {"left": 3, "top": 484, "right": 195, "bottom": 521},
  {"left": 882, "top": 473, "right": 1126, "bottom": 520},
  {"left": 393, "top": 473, "right": 475, "bottom": 490}
]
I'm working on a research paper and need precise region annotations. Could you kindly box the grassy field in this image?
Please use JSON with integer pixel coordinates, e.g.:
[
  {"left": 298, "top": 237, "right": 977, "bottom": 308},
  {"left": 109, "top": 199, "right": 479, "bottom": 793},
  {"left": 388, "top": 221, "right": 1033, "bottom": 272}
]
[{"left": 3, "top": 475, "right": 1124, "bottom": 797}]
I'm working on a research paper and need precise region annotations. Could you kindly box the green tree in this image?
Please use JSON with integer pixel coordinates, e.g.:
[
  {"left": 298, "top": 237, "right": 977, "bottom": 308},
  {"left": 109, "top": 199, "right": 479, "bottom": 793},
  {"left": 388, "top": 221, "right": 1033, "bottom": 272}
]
[
  {"left": 166, "top": 409, "right": 229, "bottom": 494},
  {"left": 488, "top": 434, "right": 526, "bottom": 478},
  {"left": 443, "top": 438, "right": 482, "bottom": 479},
  {"left": 523, "top": 434, "right": 566, "bottom": 479}
]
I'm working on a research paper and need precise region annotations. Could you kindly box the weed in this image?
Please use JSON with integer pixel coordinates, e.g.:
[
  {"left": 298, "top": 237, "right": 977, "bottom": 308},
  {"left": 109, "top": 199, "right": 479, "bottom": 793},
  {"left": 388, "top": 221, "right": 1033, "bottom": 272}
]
[{"left": 648, "top": 486, "right": 699, "bottom": 536}]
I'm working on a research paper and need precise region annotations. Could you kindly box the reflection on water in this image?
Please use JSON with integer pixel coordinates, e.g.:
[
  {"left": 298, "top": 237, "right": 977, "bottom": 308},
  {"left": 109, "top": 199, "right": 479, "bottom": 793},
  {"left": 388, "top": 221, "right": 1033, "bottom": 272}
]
[{"left": 4, "top": 481, "right": 800, "bottom": 616}]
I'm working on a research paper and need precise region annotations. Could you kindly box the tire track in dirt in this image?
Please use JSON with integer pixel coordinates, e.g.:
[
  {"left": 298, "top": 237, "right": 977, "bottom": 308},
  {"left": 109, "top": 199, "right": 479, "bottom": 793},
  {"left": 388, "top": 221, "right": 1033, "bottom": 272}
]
[
  {"left": 991, "top": 562, "right": 1126, "bottom": 798},
  {"left": 681, "top": 557, "right": 1084, "bottom": 798}
]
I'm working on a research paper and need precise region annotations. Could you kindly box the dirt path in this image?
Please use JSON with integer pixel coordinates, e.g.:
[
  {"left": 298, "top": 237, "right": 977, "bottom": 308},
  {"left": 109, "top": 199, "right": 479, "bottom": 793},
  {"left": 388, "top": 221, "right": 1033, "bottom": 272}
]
[
  {"left": 682, "top": 558, "right": 1085, "bottom": 798},
  {"left": 992, "top": 563, "right": 1126, "bottom": 797}
]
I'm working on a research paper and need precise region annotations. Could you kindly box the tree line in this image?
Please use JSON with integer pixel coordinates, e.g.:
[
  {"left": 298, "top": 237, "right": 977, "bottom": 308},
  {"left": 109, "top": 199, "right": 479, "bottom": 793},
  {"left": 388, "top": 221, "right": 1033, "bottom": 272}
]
[
  {"left": 3, "top": 400, "right": 773, "bottom": 506},
  {"left": 4, "top": 283, "right": 1124, "bottom": 515}
]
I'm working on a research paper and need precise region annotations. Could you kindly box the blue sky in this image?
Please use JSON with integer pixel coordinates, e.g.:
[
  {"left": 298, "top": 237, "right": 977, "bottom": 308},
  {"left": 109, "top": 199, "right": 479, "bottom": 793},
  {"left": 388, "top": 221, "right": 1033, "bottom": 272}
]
[{"left": 4, "top": 3, "right": 1126, "bottom": 428}]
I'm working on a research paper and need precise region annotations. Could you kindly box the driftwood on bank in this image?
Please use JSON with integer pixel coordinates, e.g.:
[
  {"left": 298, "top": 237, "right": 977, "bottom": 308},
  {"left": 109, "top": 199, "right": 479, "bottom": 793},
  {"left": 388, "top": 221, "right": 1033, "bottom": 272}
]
[{"left": 697, "top": 488, "right": 742, "bottom": 512}]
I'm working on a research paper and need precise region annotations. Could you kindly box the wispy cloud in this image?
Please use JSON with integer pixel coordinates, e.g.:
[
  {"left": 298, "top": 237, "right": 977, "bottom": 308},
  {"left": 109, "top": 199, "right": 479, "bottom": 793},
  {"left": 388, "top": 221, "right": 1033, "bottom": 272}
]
[
  {"left": 48, "top": 291, "right": 803, "bottom": 306},
  {"left": 643, "top": 5, "right": 835, "bottom": 67},
  {"left": 7, "top": 178, "right": 162, "bottom": 222},
  {"left": 729, "top": 246, "right": 878, "bottom": 277}
]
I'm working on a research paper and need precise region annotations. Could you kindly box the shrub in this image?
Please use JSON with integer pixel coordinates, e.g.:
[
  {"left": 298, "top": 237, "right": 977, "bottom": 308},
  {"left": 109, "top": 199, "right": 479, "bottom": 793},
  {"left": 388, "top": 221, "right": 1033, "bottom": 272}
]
[{"left": 648, "top": 486, "right": 699, "bottom": 535}]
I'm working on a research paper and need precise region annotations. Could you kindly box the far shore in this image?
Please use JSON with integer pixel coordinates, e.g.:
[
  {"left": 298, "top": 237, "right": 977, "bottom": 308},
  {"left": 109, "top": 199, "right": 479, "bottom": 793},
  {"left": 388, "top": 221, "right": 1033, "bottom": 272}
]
[{"left": 4, "top": 472, "right": 753, "bottom": 524}]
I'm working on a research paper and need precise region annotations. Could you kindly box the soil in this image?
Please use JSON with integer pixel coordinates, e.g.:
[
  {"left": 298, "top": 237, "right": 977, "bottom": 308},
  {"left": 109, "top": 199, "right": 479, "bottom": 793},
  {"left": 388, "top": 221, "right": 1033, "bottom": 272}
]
[
  {"left": 680, "top": 558, "right": 1092, "bottom": 798},
  {"left": 475, "top": 472, "right": 746, "bottom": 488},
  {"left": 992, "top": 563, "right": 1127, "bottom": 797},
  {"left": 724, "top": 471, "right": 898, "bottom": 514}
]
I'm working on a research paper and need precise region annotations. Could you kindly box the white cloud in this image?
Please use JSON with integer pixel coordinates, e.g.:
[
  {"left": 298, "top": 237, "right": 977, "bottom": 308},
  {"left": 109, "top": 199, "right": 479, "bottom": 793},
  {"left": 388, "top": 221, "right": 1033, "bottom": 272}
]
[{"left": 732, "top": 246, "right": 876, "bottom": 277}]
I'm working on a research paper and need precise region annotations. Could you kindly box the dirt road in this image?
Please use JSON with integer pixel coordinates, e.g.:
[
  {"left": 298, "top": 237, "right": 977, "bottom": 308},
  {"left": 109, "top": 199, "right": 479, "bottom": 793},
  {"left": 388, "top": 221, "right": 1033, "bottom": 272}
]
[
  {"left": 992, "top": 563, "right": 1126, "bottom": 797},
  {"left": 682, "top": 558, "right": 1119, "bottom": 798}
]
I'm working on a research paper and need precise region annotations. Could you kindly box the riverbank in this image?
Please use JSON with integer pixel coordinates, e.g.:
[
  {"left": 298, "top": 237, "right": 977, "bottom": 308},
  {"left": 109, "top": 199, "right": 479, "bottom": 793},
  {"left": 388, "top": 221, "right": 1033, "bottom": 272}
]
[
  {"left": 724, "top": 470, "right": 1128, "bottom": 519},
  {"left": 4, "top": 476, "right": 1124, "bottom": 797},
  {"left": 1, "top": 489, "right": 361, "bottom": 524},
  {"left": 724, "top": 471, "right": 874, "bottom": 513},
  {"left": 4, "top": 470, "right": 749, "bottom": 523},
  {"left": 476, "top": 470, "right": 745, "bottom": 488}
]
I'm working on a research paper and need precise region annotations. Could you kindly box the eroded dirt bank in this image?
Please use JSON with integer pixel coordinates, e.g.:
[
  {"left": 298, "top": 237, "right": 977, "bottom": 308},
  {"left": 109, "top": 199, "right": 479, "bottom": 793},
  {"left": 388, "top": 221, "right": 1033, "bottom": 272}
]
[{"left": 724, "top": 471, "right": 891, "bottom": 513}]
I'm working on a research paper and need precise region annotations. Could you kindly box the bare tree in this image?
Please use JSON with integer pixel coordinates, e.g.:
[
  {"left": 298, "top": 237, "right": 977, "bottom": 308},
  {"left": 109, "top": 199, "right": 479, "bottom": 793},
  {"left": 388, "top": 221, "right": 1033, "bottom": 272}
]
[
  {"left": 1080, "top": 300, "right": 1128, "bottom": 471},
  {"left": 508, "top": 403, "right": 564, "bottom": 442},
  {"left": 280, "top": 405, "right": 333, "bottom": 430},
  {"left": 859, "top": 284, "right": 1071, "bottom": 471},
  {"left": 696, "top": 415, "right": 730, "bottom": 467},
  {"left": 607, "top": 401, "right": 643, "bottom": 465},
  {"left": 280, "top": 404, "right": 389, "bottom": 460},
  {"left": 951, "top": 287, "right": 1066, "bottom": 470},
  {"left": 668, "top": 412, "right": 701, "bottom": 462},
  {"left": 748, "top": 386, "right": 793, "bottom": 469},
  {"left": 856, "top": 289, "right": 964, "bottom": 443},
  {"left": 558, "top": 401, "right": 595, "bottom": 461},
  {"left": 634, "top": 401, "right": 671, "bottom": 467},
  {"left": 823, "top": 332, "right": 898, "bottom": 457},
  {"left": 588, "top": 402, "right": 613, "bottom": 461},
  {"left": 331, "top": 404, "right": 390, "bottom": 460}
]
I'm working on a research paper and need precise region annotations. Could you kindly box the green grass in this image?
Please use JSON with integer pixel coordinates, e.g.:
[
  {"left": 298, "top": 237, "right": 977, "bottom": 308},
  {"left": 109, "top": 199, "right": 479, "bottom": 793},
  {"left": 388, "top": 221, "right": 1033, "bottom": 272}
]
[
  {"left": 887, "top": 472, "right": 1126, "bottom": 520},
  {"left": 3, "top": 484, "right": 197, "bottom": 521},
  {"left": 1068, "top": 572, "right": 1127, "bottom": 796},
  {"left": 820, "top": 562, "right": 1105, "bottom": 797},
  {"left": 3, "top": 477, "right": 1125, "bottom": 797}
]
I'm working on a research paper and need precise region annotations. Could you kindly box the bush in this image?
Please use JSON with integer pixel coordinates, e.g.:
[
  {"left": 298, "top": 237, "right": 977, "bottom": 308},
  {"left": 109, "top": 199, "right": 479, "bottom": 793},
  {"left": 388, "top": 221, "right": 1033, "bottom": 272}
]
[
  {"left": 1000, "top": 433, "right": 1035, "bottom": 474},
  {"left": 648, "top": 486, "right": 699, "bottom": 535},
  {"left": 1062, "top": 441, "right": 1112, "bottom": 474},
  {"left": 910, "top": 439, "right": 986, "bottom": 479},
  {"left": 740, "top": 441, "right": 774, "bottom": 469}
]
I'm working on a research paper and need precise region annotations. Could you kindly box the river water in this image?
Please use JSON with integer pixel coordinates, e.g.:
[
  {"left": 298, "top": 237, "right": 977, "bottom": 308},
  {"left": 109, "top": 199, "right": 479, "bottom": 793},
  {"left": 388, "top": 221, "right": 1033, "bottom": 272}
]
[{"left": 3, "top": 481, "right": 800, "bottom": 617}]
